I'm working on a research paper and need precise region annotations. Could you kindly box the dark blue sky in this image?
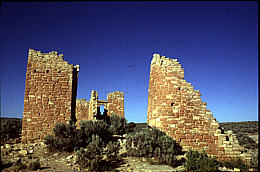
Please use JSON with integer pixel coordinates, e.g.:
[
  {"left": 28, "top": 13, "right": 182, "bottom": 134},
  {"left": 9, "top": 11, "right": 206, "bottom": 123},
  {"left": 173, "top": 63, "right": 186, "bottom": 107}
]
[{"left": 1, "top": 2, "right": 258, "bottom": 123}]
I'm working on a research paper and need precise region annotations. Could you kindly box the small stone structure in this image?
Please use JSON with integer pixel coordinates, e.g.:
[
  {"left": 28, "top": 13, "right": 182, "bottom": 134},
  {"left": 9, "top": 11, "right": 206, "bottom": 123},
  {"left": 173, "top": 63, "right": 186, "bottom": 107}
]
[
  {"left": 22, "top": 49, "right": 124, "bottom": 143},
  {"left": 147, "top": 54, "right": 251, "bottom": 162},
  {"left": 76, "top": 90, "right": 124, "bottom": 127}
]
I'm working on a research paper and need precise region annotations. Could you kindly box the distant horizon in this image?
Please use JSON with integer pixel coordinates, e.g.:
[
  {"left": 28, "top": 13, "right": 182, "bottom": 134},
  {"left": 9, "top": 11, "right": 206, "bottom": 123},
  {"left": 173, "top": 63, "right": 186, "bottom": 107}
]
[{"left": 0, "top": 114, "right": 258, "bottom": 123}]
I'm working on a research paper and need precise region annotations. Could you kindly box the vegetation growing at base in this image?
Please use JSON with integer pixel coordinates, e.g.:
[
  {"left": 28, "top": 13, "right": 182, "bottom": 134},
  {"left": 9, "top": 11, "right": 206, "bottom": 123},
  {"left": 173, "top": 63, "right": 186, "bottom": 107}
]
[
  {"left": 184, "top": 149, "right": 251, "bottom": 172},
  {"left": 220, "top": 157, "right": 249, "bottom": 172},
  {"left": 42, "top": 118, "right": 256, "bottom": 171},
  {"left": 0, "top": 118, "right": 22, "bottom": 144},
  {"left": 126, "top": 127, "right": 183, "bottom": 166},
  {"left": 184, "top": 150, "right": 220, "bottom": 172},
  {"left": 44, "top": 114, "right": 125, "bottom": 170}
]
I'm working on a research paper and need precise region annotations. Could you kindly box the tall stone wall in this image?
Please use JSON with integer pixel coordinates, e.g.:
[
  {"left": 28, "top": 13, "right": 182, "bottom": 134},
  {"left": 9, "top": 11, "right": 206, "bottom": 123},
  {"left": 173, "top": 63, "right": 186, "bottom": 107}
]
[
  {"left": 22, "top": 49, "right": 79, "bottom": 143},
  {"left": 75, "top": 99, "right": 90, "bottom": 127},
  {"left": 107, "top": 91, "right": 124, "bottom": 117},
  {"left": 89, "top": 90, "right": 99, "bottom": 120},
  {"left": 147, "top": 54, "right": 251, "bottom": 162}
]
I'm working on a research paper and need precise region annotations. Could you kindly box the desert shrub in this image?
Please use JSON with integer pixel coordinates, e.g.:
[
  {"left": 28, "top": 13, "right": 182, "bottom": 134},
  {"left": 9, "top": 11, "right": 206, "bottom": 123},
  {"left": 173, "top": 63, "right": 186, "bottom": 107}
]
[
  {"left": 184, "top": 149, "right": 220, "bottom": 172},
  {"left": 45, "top": 116, "right": 126, "bottom": 170},
  {"left": 125, "top": 122, "right": 136, "bottom": 133},
  {"left": 45, "top": 119, "right": 113, "bottom": 152},
  {"left": 235, "top": 133, "right": 258, "bottom": 150},
  {"left": 105, "top": 140, "right": 121, "bottom": 162},
  {"left": 15, "top": 162, "right": 27, "bottom": 170},
  {"left": 153, "top": 134, "right": 180, "bottom": 165},
  {"left": 126, "top": 128, "right": 154, "bottom": 157},
  {"left": 44, "top": 121, "right": 78, "bottom": 152},
  {"left": 76, "top": 135, "right": 104, "bottom": 171},
  {"left": 221, "top": 157, "right": 249, "bottom": 172},
  {"left": 28, "top": 161, "right": 40, "bottom": 171},
  {"left": 107, "top": 114, "right": 127, "bottom": 135},
  {"left": 76, "top": 136, "right": 121, "bottom": 170},
  {"left": 28, "top": 154, "right": 33, "bottom": 159},
  {"left": 79, "top": 120, "right": 112, "bottom": 144},
  {"left": 0, "top": 118, "right": 22, "bottom": 144},
  {"left": 1, "top": 160, "right": 13, "bottom": 170},
  {"left": 126, "top": 127, "right": 183, "bottom": 166},
  {"left": 250, "top": 153, "right": 258, "bottom": 170}
]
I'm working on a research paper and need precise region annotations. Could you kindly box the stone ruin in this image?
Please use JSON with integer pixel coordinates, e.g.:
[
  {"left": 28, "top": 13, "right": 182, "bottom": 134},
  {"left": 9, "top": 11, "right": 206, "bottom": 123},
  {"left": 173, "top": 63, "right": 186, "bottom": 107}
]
[
  {"left": 147, "top": 54, "right": 251, "bottom": 162},
  {"left": 21, "top": 49, "right": 251, "bottom": 162},
  {"left": 76, "top": 90, "right": 124, "bottom": 125},
  {"left": 21, "top": 49, "right": 124, "bottom": 143}
]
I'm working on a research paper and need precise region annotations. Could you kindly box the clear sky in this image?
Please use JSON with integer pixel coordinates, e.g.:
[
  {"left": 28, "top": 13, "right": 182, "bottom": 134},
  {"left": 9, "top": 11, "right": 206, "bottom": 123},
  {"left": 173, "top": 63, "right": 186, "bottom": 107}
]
[{"left": 1, "top": 2, "right": 258, "bottom": 123}]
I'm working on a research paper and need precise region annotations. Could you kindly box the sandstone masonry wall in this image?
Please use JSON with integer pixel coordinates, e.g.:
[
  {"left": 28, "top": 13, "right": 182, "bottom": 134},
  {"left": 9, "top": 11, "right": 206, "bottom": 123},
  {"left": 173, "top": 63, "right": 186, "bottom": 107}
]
[
  {"left": 75, "top": 99, "right": 90, "bottom": 126},
  {"left": 88, "top": 90, "right": 99, "bottom": 120},
  {"left": 76, "top": 91, "right": 124, "bottom": 122},
  {"left": 107, "top": 91, "right": 124, "bottom": 117},
  {"left": 147, "top": 54, "right": 251, "bottom": 162},
  {"left": 22, "top": 49, "right": 79, "bottom": 143}
]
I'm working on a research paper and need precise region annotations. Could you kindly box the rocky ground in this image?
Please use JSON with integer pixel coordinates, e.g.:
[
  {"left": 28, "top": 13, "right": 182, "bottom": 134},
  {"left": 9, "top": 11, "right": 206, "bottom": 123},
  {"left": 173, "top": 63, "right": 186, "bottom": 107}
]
[
  {"left": 1, "top": 134, "right": 258, "bottom": 172},
  {"left": 1, "top": 120, "right": 258, "bottom": 171},
  {"left": 1, "top": 137, "right": 187, "bottom": 172}
]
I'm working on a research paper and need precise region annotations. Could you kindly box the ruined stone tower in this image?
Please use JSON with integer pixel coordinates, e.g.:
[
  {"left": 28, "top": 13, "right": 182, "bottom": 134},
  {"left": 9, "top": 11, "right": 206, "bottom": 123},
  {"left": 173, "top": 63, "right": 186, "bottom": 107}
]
[
  {"left": 147, "top": 54, "right": 251, "bottom": 162},
  {"left": 22, "top": 49, "right": 79, "bottom": 143},
  {"left": 76, "top": 90, "right": 124, "bottom": 126},
  {"left": 22, "top": 49, "right": 125, "bottom": 142}
]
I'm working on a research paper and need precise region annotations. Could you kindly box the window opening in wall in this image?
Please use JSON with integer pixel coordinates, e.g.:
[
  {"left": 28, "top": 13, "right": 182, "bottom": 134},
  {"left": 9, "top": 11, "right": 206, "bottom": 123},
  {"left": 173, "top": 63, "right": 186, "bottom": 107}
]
[
  {"left": 38, "top": 113, "right": 40, "bottom": 116},
  {"left": 46, "top": 70, "right": 49, "bottom": 73},
  {"left": 100, "top": 105, "right": 105, "bottom": 115},
  {"left": 226, "top": 136, "right": 229, "bottom": 141},
  {"left": 218, "top": 127, "right": 225, "bottom": 134},
  {"left": 171, "top": 103, "right": 175, "bottom": 106},
  {"left": 34, "top": 69, "right": 36, "bottom": 73},
  {"left": 58, "top": 71, "right": 61, "bottom": 73},
  {"left": 178, "top": 87, "right": 181, "bottom": 90}
]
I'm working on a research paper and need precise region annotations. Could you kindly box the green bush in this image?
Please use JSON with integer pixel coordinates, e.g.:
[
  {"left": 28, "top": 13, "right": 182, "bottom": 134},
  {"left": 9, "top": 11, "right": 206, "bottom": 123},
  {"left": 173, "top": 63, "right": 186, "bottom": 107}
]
[
  {"left": 44, "top": 119, "right": 113, "bottom": 152},
  {"left": 250, "top": 153, "right": 258, "bottom": 171},
  {"left": 1, "top": 159, "right": 13, "bottom": 170},
  {"left": 125, "top": 122, "right": 136, "bottom": 133},
  {"left": 44, "top": 121, "right": 78, "bottom": 152},
  {"left": 107, "top": 114, "right": 127, "bottom": 135},
  {"left": 236, "top": 133, "right": 258, "bottom": 150},
  {"left": 79, "top": 120, "right": 112, "bottom": 144},
  {"left": 105, "top": 140, "right": 121, "bottom": 162},
  {"left": 45, "top": 115, "right": 127, "bottom": 170},
  {"left": 126, "top": 127, "right": 183, "bottom": 166},
  {"left": 29, "top": 161, "right": 41, "bottom": 171},
  {"left": 184, "top": 149, "right": 220, "bottom": 172},
  {"left": 76, "top": 135, "right": 104, "bottom": 171},
  {"left": 220, "top": 157, "right": 249, "bottom": 172},
  {"left": 126, "top": 128, "right": 154, "bottom": 157},
  {"left": 1, "top": 118, "right": 22, "bottom": 144}
]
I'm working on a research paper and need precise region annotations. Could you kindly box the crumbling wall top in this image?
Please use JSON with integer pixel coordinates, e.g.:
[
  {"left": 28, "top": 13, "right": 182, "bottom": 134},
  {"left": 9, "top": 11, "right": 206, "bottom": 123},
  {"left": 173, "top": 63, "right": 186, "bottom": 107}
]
[{"left": 151, "top": 54, "right": 184, "bottom": 79}]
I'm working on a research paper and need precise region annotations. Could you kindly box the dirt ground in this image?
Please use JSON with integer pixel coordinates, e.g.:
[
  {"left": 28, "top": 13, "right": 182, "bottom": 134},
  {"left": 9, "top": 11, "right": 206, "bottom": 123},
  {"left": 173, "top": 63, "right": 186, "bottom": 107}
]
[
  {"left": 1, "top": 138, "right": 187, "bottom": 172},
  {"left": 1, "top": 136, "right": 258, "bottom": 172}
]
